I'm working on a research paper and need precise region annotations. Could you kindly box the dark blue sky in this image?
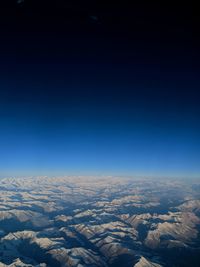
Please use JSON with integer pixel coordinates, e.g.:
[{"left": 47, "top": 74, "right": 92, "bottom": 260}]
[{"left": 0, "top": 1, "right": 199, "bottom": 177}]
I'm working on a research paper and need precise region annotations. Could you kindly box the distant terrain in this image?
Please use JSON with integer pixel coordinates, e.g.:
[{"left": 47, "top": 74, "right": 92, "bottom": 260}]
[{"left": 0, "top": 176, "right": 200, "bottom": 267}]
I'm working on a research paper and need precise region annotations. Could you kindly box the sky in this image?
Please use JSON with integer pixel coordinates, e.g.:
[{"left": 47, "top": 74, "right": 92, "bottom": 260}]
[{"left": 0, "top": 2, "right": 199, "bottom": 177}]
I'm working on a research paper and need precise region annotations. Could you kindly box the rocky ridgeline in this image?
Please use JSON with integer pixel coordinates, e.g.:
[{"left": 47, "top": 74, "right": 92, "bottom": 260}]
[{"left": 0, "top": 176, "right": 200, "bottom": 266}]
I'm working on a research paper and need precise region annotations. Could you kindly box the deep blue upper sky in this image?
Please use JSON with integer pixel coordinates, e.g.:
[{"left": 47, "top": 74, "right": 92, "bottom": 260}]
[{"left": 0, "top": 1, "right": 199, "bottom": 177}]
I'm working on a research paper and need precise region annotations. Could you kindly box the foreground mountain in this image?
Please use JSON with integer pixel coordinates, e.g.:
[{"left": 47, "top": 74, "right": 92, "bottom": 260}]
[{"left": 0, "top": 176, "right": 200, "bottom": 266}]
